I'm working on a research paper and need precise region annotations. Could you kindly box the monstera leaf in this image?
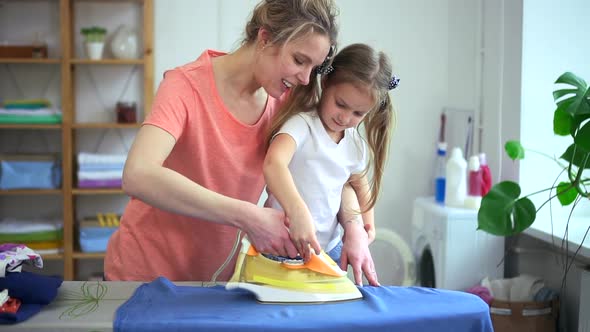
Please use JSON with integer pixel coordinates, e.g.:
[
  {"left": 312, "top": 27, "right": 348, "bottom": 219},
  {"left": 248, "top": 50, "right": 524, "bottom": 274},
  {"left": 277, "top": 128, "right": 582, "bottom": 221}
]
[{"left": 477, "top": 181, "right": 536, "bottom": 236}]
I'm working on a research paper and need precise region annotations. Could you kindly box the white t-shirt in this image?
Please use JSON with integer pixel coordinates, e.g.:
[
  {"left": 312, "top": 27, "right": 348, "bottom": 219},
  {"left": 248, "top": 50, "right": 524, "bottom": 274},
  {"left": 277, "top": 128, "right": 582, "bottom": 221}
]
[{"left": 266, "top": 111, "right": 368, "bottom": 252}]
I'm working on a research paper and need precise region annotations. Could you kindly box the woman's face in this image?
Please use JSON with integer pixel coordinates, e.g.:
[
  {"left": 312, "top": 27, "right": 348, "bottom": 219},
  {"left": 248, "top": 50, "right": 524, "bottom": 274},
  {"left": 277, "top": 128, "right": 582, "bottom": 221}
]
[
  {"left": 256, "top": 33, "right": 331, "bottom": 98},
  {"left": 318, "top": 82, "right": 374, "bottom": 136}
]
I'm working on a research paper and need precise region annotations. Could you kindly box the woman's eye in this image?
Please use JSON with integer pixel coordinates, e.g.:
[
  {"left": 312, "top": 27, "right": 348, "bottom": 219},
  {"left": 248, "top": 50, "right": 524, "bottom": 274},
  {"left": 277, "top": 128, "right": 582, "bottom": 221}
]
[{"left": 294, "top": 57, "right": 304, "bottom": 65}]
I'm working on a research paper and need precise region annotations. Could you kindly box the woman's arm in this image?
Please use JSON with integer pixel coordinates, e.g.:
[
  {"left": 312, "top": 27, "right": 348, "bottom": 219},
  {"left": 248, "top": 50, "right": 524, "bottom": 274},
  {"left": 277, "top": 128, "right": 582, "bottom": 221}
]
[
  {"left": 263, "top": 134, "right": 321, "bottom": 261},
  {"left": 123, "top": 124, "right": 297, "bottom": 257}
]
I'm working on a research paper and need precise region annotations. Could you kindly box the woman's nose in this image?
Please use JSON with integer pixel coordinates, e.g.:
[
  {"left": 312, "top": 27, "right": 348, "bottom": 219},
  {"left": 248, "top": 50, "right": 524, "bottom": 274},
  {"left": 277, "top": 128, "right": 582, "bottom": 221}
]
[{"left": 296, "top": 66, "right": 312, "bottom": 85}]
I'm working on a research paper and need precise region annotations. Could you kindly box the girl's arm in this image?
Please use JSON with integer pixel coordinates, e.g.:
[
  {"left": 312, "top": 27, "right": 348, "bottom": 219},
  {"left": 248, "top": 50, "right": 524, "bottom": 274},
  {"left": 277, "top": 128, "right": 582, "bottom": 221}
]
[
  {"left": 263, "top": 134, "right": 322, "bottom": 261},
  {"left": 348, "top": 172, "right": 375, "bottom": 243},
  {"left": 338, "top": 180, "right": 379, "bottom": 286},
  {"left": 123, "top": 125, "right": 297, "bottom": 258}
]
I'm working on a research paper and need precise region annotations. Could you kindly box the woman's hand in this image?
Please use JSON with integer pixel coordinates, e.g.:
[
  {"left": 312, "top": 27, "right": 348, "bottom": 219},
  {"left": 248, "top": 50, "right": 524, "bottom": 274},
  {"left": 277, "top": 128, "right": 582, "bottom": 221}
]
[
  {"left": 340, "top": 220, "right": 380, "bottom": 286},
  {"left": 244, "top": 206, "right": 298, "bottom": 258}
]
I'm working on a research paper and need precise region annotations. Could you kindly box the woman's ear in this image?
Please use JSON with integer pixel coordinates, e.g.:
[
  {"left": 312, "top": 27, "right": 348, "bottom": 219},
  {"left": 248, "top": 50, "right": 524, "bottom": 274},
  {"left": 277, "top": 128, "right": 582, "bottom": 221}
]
[{"left": 257, "top": 27, "right": 271, "bottom": 49}]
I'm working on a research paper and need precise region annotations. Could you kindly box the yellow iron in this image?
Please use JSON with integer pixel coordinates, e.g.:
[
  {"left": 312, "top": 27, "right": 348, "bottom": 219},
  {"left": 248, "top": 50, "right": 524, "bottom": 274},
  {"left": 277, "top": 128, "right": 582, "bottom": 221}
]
[{"left": 226, "top": 237, "right": 363, "bottom": 303}]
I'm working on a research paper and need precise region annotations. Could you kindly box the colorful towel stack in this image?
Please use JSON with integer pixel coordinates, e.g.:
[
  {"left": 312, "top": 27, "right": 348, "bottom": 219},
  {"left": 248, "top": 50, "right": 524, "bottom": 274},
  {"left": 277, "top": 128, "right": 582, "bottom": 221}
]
[
  {"left": 77, "top": 152, "right": 126, "bottom": 188},
  {"left": 0, "top": 219, "right": 63, "bottom": 255},
  {"left": 0, "top": 244, "right": 63, "bottom": 324},
  {"left": 0, "top": 99, "right": 62, "bottom": 124}
]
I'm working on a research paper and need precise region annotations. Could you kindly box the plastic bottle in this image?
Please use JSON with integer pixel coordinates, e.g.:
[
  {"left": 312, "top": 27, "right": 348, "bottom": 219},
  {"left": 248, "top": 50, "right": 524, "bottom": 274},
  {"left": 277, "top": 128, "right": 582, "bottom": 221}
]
[
  {"left": 479, "top": 153, "right": 492, "bottom": 195},
  {"left": 434, "top": 142, "right": 447, "bottom": 204},
  {"left": 465, "top": 155, "right": 483, "bottom": 209},
  {"left": 445, "top": 147, "right": 467, "bottom": 208}
]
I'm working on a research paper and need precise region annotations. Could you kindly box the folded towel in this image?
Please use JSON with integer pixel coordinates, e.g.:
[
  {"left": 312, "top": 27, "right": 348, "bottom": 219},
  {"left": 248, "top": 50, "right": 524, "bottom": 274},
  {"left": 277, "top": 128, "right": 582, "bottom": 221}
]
[
  {"left": 0, "top": 218, "right": 62, "bottom": 234},
  {"left": 78, "top": 152, "right": 127, "bottom": 165},
  {"left": 78, "top": 170, "right": 123, "bottom": 180}
]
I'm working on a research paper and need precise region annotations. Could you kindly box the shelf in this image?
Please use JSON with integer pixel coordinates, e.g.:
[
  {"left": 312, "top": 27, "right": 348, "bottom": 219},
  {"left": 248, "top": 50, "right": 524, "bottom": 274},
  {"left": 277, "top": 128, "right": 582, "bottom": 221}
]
[
  {"left": 0, "top": 189, "right": 63, "bottom": 195},
  {"left": 70, "top": 58, "right": 144, "bottom": 65},
  {"left": 0, "top": 123, "right": 62, "bottom": 129},
  {"left": 72, "top": 122, "right": 141, "bottom": 129},
  {"left": 73, "top": 188, "right": 125, "bottom": 195},
  {"left": 42, "top": 253, "right": 64, "bottom": 260},
  {"left": 72, "top": 252, "right": 106, "bottom": 259},
  {"left": 0, "top": 58, "right": 61, "bottom": 64}
]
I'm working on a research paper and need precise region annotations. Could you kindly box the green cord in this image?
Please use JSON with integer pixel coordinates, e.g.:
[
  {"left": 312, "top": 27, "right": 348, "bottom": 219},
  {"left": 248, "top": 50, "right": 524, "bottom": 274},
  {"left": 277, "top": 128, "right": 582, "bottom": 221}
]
[{"left": 59, "top": 281, "right": 107, "bottom": 320}]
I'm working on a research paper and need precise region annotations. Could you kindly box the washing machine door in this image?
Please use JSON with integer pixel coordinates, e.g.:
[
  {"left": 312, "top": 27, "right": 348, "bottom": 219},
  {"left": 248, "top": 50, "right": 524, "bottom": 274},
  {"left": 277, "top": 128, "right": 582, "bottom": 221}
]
[
  {"left": 418, "top": 245, "right": 436, "bottom": 288},
  {"left": 370, "top": 228, "right": 415, "bottom": 286}
]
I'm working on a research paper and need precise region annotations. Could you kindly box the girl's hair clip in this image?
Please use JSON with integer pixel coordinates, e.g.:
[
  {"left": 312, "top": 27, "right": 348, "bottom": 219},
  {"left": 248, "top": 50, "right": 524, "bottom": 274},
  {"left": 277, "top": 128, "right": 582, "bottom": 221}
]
[
  {"left": 316, "top": 45, "right": 336, "bottom": 75},
  {"left": 388, "top": 75, "right": 400, "bottom": 90},
  {"left": 316, "top": 64, "right": 334, "bottom": 75}
]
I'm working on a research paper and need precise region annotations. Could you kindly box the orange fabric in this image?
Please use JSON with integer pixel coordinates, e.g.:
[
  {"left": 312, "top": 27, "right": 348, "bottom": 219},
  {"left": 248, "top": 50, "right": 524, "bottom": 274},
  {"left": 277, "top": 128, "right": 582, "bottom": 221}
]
[{"left": 105, "top": 50, "right": 286, "bottom": 282}]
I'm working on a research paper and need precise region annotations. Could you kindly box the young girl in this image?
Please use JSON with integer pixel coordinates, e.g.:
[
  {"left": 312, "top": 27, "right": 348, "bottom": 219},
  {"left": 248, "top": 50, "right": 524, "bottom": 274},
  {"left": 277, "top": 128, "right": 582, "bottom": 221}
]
[{"left": 263, "top": 43, "right": 399, "bottom": 269}]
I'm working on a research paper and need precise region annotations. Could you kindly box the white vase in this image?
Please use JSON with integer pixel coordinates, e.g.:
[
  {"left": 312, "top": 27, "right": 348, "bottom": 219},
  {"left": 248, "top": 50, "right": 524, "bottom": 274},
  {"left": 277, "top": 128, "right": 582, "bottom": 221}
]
[
  {"left": 110, "top": 25, "right": 139, "bottom": 59},
  {"left": 85, "top": 41, "right": 104, "bottom": 60}
]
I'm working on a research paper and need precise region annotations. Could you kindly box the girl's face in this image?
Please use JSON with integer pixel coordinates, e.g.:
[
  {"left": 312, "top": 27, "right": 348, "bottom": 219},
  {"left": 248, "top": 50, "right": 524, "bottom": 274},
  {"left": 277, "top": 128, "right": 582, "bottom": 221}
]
[
  {"left": 256, "top": 32, "right": 331, "bottom": 98},
  {"left": 318, "top": 82, "right": 374, "bottom": 137}
]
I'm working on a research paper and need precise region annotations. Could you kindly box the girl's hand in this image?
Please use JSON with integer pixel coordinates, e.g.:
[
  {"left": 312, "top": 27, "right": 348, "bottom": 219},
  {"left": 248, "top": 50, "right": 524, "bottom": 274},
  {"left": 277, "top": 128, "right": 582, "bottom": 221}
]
[
  {"left": 245, "top": 206, "right": 298, "bottom": 258},
  {"left": 288, "top": 210, "right": 322, "bottom": 262},
  {"left": 340, "top": 220, "right": 380, "bottom": 286}
]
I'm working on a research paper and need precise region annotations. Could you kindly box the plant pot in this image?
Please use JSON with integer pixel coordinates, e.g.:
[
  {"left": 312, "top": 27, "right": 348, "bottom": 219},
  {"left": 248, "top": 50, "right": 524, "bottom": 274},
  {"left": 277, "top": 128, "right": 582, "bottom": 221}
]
[{"left": 85, "top": 41, "right": 104, "bottom": 60}]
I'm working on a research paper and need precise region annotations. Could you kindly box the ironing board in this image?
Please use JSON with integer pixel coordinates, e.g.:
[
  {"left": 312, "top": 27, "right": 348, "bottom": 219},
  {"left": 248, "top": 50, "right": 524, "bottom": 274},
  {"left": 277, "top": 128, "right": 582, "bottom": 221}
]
[{"left": 114, "top": 277, "right": 493, "bottom": 332}]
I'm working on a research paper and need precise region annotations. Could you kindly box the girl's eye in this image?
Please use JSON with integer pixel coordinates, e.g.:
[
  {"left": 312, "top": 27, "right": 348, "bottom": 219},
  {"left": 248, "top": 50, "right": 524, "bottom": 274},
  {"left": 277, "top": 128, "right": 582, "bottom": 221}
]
[
  {"left": 354, "top": 112, "right": 364, "bottom": 117},
  {"left": 336, "top": 101, "right": 345, "bottom": 108}
]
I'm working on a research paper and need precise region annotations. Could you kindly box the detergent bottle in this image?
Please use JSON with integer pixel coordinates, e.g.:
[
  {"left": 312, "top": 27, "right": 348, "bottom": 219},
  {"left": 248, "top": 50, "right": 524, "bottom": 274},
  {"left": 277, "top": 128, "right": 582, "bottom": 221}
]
[
  {"left": 479, "top": 153, "right": 492, "bottom": 195},
  {"left": 445, "top": 147, "right": 467, "bottom": 208},
  {"left": 465, "top": 155, "right": 483, "bottom": 209},
  {"left": 434, "top": 142, "right": 447, "bottom": 204}
]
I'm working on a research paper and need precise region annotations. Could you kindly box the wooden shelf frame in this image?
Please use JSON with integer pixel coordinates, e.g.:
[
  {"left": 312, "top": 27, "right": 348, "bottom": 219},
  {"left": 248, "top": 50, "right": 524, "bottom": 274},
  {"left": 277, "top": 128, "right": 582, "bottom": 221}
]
[{"left": 1, "top": 0, "right": 152, "bottom": 281}]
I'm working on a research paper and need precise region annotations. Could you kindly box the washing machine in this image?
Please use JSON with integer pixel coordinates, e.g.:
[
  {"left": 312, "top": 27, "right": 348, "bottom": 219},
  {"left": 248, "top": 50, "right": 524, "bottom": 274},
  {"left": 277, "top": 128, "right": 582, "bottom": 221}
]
[{"left": 411, "top": 196, "right": 504, "bottom": 291}]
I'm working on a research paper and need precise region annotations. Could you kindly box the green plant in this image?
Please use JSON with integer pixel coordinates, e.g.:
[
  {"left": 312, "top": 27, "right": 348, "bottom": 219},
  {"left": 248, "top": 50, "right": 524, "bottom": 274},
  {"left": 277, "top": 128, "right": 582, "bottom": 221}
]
[
  {"left": 477, "top": 72, "right": 589, "bottom": 237},
  {"left": 80, "top": 26, "right": 107, "bottom": 43}
]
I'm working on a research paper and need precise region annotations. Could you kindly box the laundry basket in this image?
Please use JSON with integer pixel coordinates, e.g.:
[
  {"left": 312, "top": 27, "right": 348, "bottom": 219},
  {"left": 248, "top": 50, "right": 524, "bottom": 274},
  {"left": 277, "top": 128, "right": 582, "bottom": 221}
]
[{"left": 490, "top": 299, "right": 559, "bottom": 332}]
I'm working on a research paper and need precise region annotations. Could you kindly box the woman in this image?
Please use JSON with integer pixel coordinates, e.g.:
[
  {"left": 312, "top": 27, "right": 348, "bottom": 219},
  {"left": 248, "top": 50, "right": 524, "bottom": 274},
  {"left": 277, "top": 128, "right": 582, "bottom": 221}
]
[{"left": 105, "top": 0, "right": 377, "bottom": 286}]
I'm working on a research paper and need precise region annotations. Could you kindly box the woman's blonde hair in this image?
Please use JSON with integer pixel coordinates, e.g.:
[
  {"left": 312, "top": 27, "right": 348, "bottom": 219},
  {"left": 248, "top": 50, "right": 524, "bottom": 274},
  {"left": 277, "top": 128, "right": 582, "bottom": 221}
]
[
  {"left": 243, "top": 0, "right": 338, "bottom": 48},
  {"left": 269, "top": 43, "right": 397, "bottom": 211}
]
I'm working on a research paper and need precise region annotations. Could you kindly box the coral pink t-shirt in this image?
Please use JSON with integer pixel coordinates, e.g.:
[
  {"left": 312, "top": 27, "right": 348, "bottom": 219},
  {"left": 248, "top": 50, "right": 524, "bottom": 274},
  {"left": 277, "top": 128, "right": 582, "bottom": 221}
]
[{"left": 104, "top": 50, "right": 286, "bottom": 281}]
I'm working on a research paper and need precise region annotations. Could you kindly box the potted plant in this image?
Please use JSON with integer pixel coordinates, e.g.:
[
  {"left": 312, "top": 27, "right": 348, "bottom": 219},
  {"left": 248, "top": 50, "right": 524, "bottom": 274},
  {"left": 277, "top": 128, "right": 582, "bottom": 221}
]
[
  {"left": 477, "top": 71, "right": 589, "bottom": 274},
  {"left": 81, "top": 26, "right": 107, "bottom": 60}
]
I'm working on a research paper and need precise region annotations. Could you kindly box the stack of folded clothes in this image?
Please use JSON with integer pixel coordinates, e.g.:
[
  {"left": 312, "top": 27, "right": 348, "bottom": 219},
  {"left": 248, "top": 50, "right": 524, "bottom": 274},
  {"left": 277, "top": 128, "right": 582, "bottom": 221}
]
[
  {"left": 0, "top": 218, "right": 63, "bottom": 255},
  {"left": 0, "top": 244, "right": 63, "bottom": 324},
  {"left": 0, "top": 99, "right": 62, "bottom": 124},
  {"left": 77, "top": 152, "right": 126, "bottom": 188}
]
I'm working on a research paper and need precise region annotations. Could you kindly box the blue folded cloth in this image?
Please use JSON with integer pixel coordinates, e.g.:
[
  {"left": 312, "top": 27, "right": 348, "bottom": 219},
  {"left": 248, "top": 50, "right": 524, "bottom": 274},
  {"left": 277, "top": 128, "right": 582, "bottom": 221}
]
[
  {"left": 115, "top": 277, "right": 493, "bottom": 332},
  {"left": 0, "top": 271, "right": 62, "bottom": 304}
]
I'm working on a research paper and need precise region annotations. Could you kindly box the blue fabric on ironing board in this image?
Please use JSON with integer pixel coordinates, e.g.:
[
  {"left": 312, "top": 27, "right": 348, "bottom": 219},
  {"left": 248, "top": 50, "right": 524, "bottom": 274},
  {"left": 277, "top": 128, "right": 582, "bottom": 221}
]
[{"left": 114, "top": 277, "right": 493, "bottom": 332}]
